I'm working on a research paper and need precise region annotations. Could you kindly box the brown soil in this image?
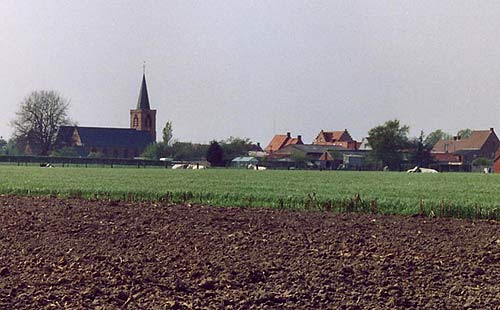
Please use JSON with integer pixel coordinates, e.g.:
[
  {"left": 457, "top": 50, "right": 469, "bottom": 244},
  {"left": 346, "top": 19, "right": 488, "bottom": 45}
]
[{"left": 0, "top": 196, "right": 498, "bottom": 309}]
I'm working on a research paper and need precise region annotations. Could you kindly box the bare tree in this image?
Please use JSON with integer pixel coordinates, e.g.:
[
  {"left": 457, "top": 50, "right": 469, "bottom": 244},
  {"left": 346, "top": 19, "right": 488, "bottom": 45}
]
[{"left": 11, "top": 90, "right": 72, "bottom": 155}]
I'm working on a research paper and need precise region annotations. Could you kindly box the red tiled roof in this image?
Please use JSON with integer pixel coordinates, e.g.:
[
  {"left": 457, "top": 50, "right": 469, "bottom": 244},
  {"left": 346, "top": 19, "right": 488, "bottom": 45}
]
[
  {"left": 319, "top": 151, "right": 334, "bottom": 161},
  {"left": 264, "top": 134, "right": 303, "bottom": 153},
  {"left": 432, "top": 130, "right": 494, "bottom": 153},
  {"left": 264, "top": 135, "right": 288, "bottom": 152},
  {"left": 323, "top": 131, "right": 345, "bottom": 141},
  {"left": 314, "top": 130, "right": 357, "bottom": 149},
  {"left": 314, "top": 130, "right": 354, "bottom": 145}
]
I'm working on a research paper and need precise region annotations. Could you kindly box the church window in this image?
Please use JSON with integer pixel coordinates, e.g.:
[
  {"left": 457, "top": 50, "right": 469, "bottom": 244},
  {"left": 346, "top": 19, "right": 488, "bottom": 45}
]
[
  {"left": 133, "top": 115, "right": 139, "bottom": 127},
  {"left": 145, "top": 115, "right": 151, "bottom": 128}
]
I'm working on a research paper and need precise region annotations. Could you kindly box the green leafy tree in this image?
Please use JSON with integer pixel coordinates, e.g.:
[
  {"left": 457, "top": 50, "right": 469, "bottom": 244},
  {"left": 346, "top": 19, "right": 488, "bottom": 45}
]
[
  {"left": 0, "top": 137, "right": 6, "bottom": 155},
  {"left": 142, "top": 122, "right": 174, "bottom": 159},
  {"left": 2, "top": 138, "right": 23, "bottom": 156},
  {"left": 367, "top": 119, "right": 410, "bottom": 170},
  {"left": 424, "top": 129, "right": 452, "bottom": 148},
  {"left": 206, "top": 141, "right": 225, "bottom": 167},
  {"left": 171, "top": 142, "right": 208, "bottom": 161},
  {"left": 11, "top": 90, "right": 72, "bottom": 155},
  {"left": 457, "top": 128, "right": 473, "bottom": 139},
  {"left": 162, "top": 121, "right": 173, "bottom": 146},
  {"left": 221, "top": 136, "right": 254, "bottom": 164},
  {"left": 141, "top": 143, "right": 165, "bottom": 160},
  {"left": 409, "top": 131, "right": 433, "bottom": 167}
]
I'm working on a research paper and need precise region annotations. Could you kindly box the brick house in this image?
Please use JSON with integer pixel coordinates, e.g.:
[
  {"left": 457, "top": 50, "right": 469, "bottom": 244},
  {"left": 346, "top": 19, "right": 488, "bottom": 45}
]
[
  {"left": 264, "top": 132, "right": 303, "bottom": 153},
  {"left": 431, "top": 128, "right": 500, "bottom": 171},
  {"left": 313, "top": 129, "right": 360, "bottom": 150},
  {"left": 493, "top": 151, "right": 500, "bottom": 173}
]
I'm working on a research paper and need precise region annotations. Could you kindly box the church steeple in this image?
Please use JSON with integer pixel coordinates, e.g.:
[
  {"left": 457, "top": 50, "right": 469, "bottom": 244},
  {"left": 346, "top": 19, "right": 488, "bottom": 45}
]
[
  {"left": 130, "top": 69, "right": 157, "bottom": 141},
  {"left": 136, "top": 73, "right": 151, "bottom": 110}
]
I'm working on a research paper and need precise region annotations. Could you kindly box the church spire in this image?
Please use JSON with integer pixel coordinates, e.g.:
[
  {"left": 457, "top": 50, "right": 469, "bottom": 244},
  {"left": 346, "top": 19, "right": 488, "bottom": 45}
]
[
  {"left": 131, "top": 66, "right": 157, "bottom": 141},
  {"left": 136, "top": 72, "right": 151, "bottom": 110}
]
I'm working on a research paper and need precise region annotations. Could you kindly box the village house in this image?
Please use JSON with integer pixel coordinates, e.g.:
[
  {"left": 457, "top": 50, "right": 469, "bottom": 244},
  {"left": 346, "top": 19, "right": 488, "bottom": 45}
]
[
  {"left": 264, "top": 132, "right": 303, "bottom": 153},
  {"left": 267, "top": 144, "right": 367, "bottom": 170},
  {"left": 55, "top": 73, "right": 156, "bottom": 158},
  {"left": 247, "top": 143, "right": 266, "bottom": 158},
  {"left": 313, "top": 129, "right": 360, "bottom": 150},
  {"left": 493, "top": 150, "right": 500, "bottom": 173},
  {"left": 431, "top": 128, "right": 500, "bottom": 172}
]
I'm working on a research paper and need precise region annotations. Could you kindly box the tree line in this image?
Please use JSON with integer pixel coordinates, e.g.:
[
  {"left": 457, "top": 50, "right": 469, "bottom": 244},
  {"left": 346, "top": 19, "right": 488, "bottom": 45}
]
[
  {"left": 141, "top": 126, "right": 256, "bottom": 167},
  {"left": 3, "top": 90, "right": 477, "bottom": 169},
  {"left": 366, "top": 120, "right": 475, "bottom": 170}
]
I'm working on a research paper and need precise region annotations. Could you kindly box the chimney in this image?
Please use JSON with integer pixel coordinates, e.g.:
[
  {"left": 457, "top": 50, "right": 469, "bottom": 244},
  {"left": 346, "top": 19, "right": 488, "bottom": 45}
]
[
  {"left": 286, "top": 132, "right": 291, "bottom": 138},
  {"left": 490, "top": 128, "right": 494, "bottom": 132},
  {"left": 297, "top": 135, "right": 302, "bottom": 143},
  {"left": 257, "top": 142, "right": 260, "bottom": 147}
]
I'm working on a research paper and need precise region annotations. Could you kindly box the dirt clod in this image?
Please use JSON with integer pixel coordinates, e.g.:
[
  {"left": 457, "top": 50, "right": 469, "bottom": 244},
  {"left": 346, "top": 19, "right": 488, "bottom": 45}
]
[
  {"left": 0, "top": 196, "right": 498, "bottom": 309},
  {"left": 0, "top": 267, "right": 9, "bottom": 277}
]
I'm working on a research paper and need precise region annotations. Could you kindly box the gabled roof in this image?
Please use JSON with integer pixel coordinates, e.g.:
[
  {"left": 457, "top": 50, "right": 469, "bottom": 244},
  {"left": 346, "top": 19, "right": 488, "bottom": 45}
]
[
  {"left": 54, "top": 126, "right": 76, "bottom": 147},
  {"left": 432, "top": 130, "right": 496, "bottom": 153},
  {"left": 264, "top": 133, "right": 303, "bottom": 153},
  {"left": 319, "top": 151, "right": 334, "bottom": 161},
  {"left": 314, "top": 129, "right": 354, "bottom": 145},
  {"left": 59, "top": 126, "right": 153, "bottom": 149},
  {"left": 265, "top": 135, "right": 288, "bottom": 152},
  {"left": 136, "top": 74, "right": 151, "bottom": 110},
  {"left": 248, "top": 143, "right": 264, "bottom": 152}
]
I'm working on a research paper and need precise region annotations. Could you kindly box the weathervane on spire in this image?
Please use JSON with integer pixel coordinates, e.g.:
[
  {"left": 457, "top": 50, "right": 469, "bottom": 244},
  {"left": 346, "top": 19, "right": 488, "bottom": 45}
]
[{"left": 143, "top": 61, "right": 146, "bottom": 75}]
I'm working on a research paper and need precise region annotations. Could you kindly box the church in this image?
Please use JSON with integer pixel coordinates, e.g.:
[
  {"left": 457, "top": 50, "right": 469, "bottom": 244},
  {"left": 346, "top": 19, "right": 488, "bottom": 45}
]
[{"left": 55, "top": 73, "right": 157, "bottom": 158}]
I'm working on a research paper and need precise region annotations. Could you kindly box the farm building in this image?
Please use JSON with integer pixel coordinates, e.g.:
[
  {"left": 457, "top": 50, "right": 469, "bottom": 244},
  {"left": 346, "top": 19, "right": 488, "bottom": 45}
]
[
  {"left": 231, "top": 157, "right": 259, "bottom": 168},
  {"left": 431, "top": 128, "right": 500, "bottom": 172},
  {"left": 267, "top": 144, "right": 367, "bottom": 170},
  {"left": 264, "top": 132, "right": 303, "bottom": 154},
  {"left": 313, "top": 129, "right": 360, "bottom": 150},
  {"left": 55, "top": 72, "right": 156, "bottom": 158},
  {"left": 493, "top": 151, "right": 500, "bottom": 173},
  {"left": 247, "top": 143, "right": 266, "bottom": 158}
]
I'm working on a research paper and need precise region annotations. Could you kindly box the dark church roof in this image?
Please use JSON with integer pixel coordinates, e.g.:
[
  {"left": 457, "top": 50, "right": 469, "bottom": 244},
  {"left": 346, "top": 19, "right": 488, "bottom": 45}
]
[
  {"left": 136, "top": 74, "right": 150, "bottom": 110},
  {"left": 55, "top": 125, "right": 75, "bottom": 146},
  {"left": 58, "top": 126, "right": 153, "bottom": 149}
]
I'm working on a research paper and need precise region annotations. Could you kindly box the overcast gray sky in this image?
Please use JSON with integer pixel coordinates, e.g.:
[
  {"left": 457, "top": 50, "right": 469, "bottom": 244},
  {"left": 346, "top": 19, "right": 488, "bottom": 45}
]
[{"left": 2, "top": 1, "right": 500, "bottom": 145}]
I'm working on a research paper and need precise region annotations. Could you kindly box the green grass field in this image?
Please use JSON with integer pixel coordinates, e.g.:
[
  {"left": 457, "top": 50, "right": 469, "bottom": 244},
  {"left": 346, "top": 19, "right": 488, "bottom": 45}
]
[{"left": 1, "top": 166, "right": 499, "bottom": 219}]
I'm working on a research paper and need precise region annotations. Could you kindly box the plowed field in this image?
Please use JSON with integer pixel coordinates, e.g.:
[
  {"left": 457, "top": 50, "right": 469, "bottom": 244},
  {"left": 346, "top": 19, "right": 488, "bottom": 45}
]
[{"left": 0, "top": 196, "right": 498, "bottom": 309}]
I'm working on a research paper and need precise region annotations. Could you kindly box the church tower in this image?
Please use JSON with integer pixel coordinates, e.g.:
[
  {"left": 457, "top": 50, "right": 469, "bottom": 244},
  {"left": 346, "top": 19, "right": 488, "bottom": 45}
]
[{"left": 130, "top": 72, "right": 157, "bottom": 141}]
